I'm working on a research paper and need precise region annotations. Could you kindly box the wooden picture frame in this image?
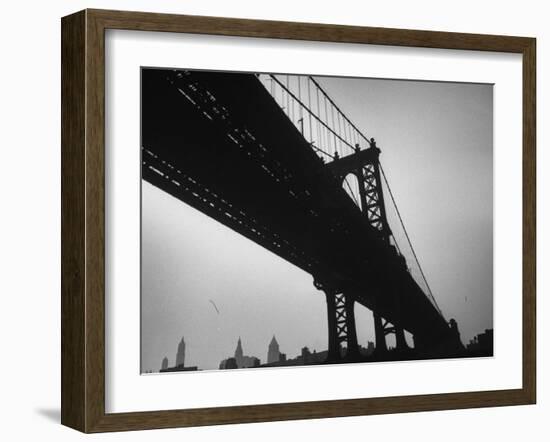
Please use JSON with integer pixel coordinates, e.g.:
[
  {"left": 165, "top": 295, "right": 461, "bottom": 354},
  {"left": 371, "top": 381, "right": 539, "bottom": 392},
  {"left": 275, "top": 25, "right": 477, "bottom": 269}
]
[{"left": 61, "top": 8, "right": 536, "bottom": 433}]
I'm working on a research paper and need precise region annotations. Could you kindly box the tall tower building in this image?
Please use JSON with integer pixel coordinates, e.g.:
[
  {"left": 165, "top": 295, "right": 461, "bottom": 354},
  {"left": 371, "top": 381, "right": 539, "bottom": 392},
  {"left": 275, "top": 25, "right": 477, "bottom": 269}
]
[
  {"left": 161, "top": 356, "right": 169, "bottom": 371},
  {"left": 176, "top": 337, "right": 186, "bottom": 367},
  {"left": 267, "top": 335, "right": 280, "bottom": 363},
  {"left": 234, "top": 337, "right": 244, "bottom": 367}
]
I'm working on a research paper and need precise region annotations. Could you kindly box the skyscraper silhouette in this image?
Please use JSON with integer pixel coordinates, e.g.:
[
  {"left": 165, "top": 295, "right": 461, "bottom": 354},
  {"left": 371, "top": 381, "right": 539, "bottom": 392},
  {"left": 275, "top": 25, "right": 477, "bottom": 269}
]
[
  {"left": 176, "top": 337, "right": 186, "bottom": 367},
  {"left": 234, "top": 337, "right": 244, "bottom": 367},
  {"left": 267, "top": 335, "right": 281, "bottom": 364},
  {"left": 220, "top": 337, "right": 260, "bottom": 369},
  {"left": 161, "top": 356, "right": 169, "bottom": 371}
]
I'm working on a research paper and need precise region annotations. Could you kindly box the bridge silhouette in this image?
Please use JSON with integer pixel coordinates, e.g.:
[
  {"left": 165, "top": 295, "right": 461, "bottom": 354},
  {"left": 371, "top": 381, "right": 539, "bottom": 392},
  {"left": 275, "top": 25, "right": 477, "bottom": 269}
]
[{"left": 141, "top": 68, "right": 464, "bottom": 363}]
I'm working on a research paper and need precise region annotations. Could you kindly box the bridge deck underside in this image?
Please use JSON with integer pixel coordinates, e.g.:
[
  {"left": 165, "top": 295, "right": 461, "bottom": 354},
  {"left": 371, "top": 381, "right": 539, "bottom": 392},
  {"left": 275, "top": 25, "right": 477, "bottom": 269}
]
[{"left": 141, "top": 69, "right": 451, "bottom": 346}]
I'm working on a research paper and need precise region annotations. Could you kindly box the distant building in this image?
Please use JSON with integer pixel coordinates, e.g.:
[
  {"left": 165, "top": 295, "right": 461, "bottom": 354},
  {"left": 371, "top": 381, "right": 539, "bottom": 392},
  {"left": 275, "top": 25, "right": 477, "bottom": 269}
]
[
  {"left": 176, "top": 337, "right": 186, "bottom": 367},
  {"left": 235, "top": 337, "right": 244, "bottom": 364},
  {"left": 160, "top": 364, "right": 198, "bottom": 373},
  {"left": 220, "top": 337, "right": 260, "bottom": 369},
  {"left": 359, "top": 341, "right": 375, "bottom": 357},
  {"left": 234, "top": 337, "right": 261, "bottom": 368},
  {"left": 219, "top": 357, "right": 238, "bottom": 370},
  {"left": 478, "top": 329, "right": 493, "bottom": 354},
  {"left": 267, "top": 335, "right": 281, "bottom": 364},
  {"left": 302, "top": 347, "right": 326, "bottom": 365},
  {"left": 301, "top": 346, "right": 312, "bottom": 364},
  {"left": 467, "top": 329, "right": 493, "bottom": 356},
  {"left": 158, "top": 337, "right": 198, "bottom": 372},
  {"left": 260, "top": 346, "right": 328, "bottom": 368}
]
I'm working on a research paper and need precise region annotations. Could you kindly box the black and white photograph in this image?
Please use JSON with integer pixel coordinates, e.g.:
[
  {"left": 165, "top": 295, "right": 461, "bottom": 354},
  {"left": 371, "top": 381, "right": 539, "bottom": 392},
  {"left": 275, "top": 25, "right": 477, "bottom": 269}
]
[{"left": 140, "top": 68, "right": 493, "bottom": 374}]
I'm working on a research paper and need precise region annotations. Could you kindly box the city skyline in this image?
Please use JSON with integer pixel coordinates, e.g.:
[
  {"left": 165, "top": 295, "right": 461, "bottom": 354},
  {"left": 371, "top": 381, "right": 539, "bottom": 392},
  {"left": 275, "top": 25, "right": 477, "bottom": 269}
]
[{"left": 150, "top": 324, "right": 492, "bottom": 373}]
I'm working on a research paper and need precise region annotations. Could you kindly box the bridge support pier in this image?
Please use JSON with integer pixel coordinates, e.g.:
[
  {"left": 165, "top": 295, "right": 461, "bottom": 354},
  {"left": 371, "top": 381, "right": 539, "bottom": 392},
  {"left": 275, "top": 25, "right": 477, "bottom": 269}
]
[
  {"left": 373, "top": 313, "right": 388, "bottom": 354},
  {"left": 395, "top": 326, "right": 409, "bottom": 351},
  {"left": 322, "top": 285, "right": 359, "bottom": 362},
  {"left": 374, "top": 313, "right": 409, "bottom": 354},
  {"left": 344, "top": 295, "right": 360, "bottom": 361},
  {"left": 325, "top": 289, "right": 340, "bottom": 362}
]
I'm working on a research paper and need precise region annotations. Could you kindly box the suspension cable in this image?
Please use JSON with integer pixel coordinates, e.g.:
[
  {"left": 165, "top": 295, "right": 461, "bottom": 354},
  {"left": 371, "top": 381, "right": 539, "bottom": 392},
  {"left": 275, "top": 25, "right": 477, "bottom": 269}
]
[{"left": 379, "top": 164, "right": 443, "bottom": 317}]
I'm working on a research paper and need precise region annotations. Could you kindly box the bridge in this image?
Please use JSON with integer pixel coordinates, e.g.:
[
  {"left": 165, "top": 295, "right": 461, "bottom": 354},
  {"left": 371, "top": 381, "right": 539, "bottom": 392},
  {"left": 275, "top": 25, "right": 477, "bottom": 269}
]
[{"left": 141, "top": 68, "right": 464, "bottom": 362}]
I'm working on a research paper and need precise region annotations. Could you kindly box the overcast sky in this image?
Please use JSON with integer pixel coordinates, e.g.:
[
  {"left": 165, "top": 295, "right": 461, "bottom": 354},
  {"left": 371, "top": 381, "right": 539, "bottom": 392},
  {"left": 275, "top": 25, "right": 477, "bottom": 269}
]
[{"left": 141, "top": 73, "right": 493, "bottom": 373}]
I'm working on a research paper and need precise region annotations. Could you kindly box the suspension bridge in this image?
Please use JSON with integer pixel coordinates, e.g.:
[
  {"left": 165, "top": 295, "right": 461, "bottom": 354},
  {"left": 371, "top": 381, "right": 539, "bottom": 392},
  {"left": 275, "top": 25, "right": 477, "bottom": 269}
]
[{"left": 141, "top": 68, "right": 464, "bottom": 362}]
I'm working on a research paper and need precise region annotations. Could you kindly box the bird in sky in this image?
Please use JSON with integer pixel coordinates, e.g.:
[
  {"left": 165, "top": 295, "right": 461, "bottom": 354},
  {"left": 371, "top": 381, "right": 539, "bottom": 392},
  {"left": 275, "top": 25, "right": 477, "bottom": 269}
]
[{"left": 209, "top": 299, "right": 220, "bottom": 314}]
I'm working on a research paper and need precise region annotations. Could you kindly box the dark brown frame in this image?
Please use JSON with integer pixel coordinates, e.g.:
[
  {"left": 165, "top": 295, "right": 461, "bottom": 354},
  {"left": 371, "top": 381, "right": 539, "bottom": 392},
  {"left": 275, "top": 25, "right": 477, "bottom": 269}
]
[{"left": 61, "top": 8, "right": 536, "bottom": 433}]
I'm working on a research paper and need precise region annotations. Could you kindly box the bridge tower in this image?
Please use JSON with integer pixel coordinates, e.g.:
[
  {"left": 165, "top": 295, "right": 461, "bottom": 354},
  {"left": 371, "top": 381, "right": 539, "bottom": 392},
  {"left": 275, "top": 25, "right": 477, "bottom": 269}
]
[{"left": 324, "top": 140, "right": 409, "bottom": 356}]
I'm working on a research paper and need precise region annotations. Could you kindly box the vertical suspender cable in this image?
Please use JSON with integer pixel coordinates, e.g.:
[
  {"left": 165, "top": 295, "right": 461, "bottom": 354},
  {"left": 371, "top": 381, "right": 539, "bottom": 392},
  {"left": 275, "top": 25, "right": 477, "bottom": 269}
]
[
  {"left": 316, "top": 83, "right": 320, "bottom": 148},
  {"left": 337, "top": 112, "right": 342, "bottom": 154},
  {"left": 324, "top": 94, "right": 330, "bottom": 155},
  {"left": 331, "top": 100, "right": 336, "bottom": 156},
  {"left": 307, "top": 77, "right": 313, "bottom": 142},
  {"left": 298, "top": 76, "right": 303, "bottom": 134},
  {"left": 286, "top": 75, "right": 290, "bottom": 116}
]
